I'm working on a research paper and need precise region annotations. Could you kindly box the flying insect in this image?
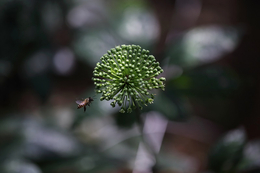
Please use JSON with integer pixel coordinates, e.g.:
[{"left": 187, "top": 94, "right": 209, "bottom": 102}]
[{"left": 76, "top": 97, "right": 94, "bottom": 112}]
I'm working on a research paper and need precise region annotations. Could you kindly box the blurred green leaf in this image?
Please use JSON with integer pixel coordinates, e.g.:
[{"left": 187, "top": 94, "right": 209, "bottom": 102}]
[
  {"left": 168, "top": 65, "right": 240, "bottom": 98},
  {"left": 166, "top": 26, "right": 241, "bottom": 68},
  {"left": 208, "top": 129, "right": 246, "bottom": 173}
]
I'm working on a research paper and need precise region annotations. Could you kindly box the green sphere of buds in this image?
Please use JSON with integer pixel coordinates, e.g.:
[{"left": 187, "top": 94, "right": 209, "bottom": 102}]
[{"left": 93, "top": 44, "right": 166, "bottom": 113}]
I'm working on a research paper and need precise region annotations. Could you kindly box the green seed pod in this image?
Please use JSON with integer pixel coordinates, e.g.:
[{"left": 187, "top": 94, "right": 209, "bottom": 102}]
[{"left": 93, "top": 45, "right": 166, "bottom": 113}]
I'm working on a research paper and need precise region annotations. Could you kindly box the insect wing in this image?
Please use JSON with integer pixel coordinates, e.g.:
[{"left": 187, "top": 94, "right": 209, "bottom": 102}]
[{"left": 76, "top": 100, "right": 83, "bottom": 104}]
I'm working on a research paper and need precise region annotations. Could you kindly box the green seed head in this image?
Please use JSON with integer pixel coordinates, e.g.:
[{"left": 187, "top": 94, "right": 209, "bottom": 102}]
[{"left": 92, "top": 44, "right": 166, "bottom": 113}]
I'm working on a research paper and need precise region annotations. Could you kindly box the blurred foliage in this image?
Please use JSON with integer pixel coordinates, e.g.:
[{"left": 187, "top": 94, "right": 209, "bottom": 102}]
[
  {"left": 208, "top": 129, "right": 246, "bottom": 173},
  {"left": 166, "top": 26, "right": 241, "bottom": 68},
  {"left": 0, "top": 116, "right": 126, "bottom": 173},
  {"left": 168, "top": 65, "right": 241, "bottom": 99}
]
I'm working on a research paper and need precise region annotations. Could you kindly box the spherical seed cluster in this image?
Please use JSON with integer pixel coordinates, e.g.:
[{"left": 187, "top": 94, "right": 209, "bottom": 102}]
[{"left": 93, "top": 44, "right": 166, "bottom": 113}]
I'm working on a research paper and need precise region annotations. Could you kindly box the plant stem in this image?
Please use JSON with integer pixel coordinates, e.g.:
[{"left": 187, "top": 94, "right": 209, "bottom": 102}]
[{"left": 135, "top": 108, "right": 158, "bottom": 173}]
